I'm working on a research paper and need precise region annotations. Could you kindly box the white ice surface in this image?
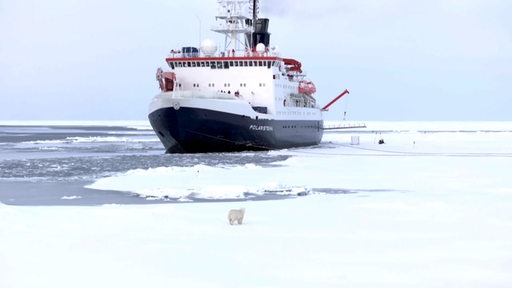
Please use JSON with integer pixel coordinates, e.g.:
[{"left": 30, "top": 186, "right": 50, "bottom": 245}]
[
  {"left": 87, "top": 121, "right": 512, "bottom": 199},
  {"left": 1, "top": 121, "right": 512, "bottom": 288}
]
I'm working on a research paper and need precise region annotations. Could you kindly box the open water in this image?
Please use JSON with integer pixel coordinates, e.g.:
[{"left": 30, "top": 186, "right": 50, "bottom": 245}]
[{"left": 0, "top": 122, "right": 357, "bottom": 205}]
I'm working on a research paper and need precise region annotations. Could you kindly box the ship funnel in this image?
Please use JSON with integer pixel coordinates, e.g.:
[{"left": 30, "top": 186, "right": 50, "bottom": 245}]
[
  {"left": 246, "top": 18, "right": 271, "bottom": 48},
  {"left": 255, "top": 18, "right": 269, "bottom": 33}
]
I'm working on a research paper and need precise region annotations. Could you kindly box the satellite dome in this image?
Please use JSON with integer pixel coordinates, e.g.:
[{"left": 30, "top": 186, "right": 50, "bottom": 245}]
[
  {"left": 201, "top": 39, "right": 217, "bottom": 56},
  {"left": 256, "top": 43, "right": 266, "bottom": 54}
]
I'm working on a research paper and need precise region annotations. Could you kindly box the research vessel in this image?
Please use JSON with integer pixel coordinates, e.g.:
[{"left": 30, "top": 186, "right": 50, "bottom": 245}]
[{"left": 148, "top": 0, "right": 349, "bottom": 153}]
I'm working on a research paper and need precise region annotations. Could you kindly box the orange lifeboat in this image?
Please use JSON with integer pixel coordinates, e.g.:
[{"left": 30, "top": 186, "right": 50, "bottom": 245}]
[
  {"left": 298, "top": 81, "right": 316, "bottom": 95},
  {"left": 156, "top": 68, "right": 176, "bottom": 92}
]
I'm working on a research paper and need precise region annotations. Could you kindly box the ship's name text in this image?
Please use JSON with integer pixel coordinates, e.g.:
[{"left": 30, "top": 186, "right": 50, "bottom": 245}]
[{"left": 249, "top": 125, "right": 273, "bottom": 131}]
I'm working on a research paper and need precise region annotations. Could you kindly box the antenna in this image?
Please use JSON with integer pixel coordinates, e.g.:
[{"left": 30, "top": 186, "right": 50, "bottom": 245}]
[
  {"left": 252, "top": 0, "right": 258, "bottom": 32},
  {"left": 195, "top": 14, "right": 202, "bottom": 51},
  {"left": 212, "top": 0, "right": 257, "bottom": 51}
]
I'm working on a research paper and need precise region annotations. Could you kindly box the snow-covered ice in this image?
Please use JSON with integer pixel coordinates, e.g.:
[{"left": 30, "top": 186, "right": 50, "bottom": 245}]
[{"left": 1, "top": 121, "right": 511, "bottom": 287}]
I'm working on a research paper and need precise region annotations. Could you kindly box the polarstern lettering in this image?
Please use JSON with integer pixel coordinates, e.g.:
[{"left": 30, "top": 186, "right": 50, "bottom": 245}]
[{"left": 249, "top": 125, "right": 273, "bottom": 131}]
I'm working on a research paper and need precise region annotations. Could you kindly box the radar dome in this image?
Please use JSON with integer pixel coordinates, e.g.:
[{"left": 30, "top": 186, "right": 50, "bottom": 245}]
[
  {"left": 256, "top": 43, "right": 266, "bottom": 54},
  {"left": 201, "top": 39, "right": 217, "bottom": 56}
]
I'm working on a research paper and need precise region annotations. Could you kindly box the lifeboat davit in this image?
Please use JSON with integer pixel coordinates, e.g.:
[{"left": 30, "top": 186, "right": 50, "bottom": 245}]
[{"left": 298, "top": 80, "right": 317, "bottom": 95}]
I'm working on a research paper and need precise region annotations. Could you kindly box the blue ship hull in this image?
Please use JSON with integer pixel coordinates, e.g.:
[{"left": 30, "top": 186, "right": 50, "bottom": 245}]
[{"left": 148, "top": 107, "right": 323, "bottom": 153}]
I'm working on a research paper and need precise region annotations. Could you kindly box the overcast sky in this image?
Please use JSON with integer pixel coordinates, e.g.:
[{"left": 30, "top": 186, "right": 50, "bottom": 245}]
[{"left": 1, "top": 0, "right": 511, "bottom": 121}]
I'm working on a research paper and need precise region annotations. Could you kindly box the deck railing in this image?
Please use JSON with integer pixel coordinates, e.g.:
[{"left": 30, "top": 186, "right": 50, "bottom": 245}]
[{"left": 323, "top": 122, "right": 367, "bottom": 130}]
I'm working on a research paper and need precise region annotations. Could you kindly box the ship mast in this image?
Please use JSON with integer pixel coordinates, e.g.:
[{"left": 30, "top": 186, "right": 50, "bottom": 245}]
[
  {"left": 212, "top": 0, "right": 270, "bottom": 55},
  {"left": 212, "top": 0, "right": 254, "bottom": 53}
]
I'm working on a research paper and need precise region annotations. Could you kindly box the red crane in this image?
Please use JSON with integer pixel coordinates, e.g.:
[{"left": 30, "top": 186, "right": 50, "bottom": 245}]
[{"left": 321, "top": 89, "right": 350, "bottom": 111}]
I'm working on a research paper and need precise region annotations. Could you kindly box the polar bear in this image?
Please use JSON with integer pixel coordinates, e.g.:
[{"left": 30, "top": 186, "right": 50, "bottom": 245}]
[{"left": 228, "top": 208, "right": 245, "bottom": 225}]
